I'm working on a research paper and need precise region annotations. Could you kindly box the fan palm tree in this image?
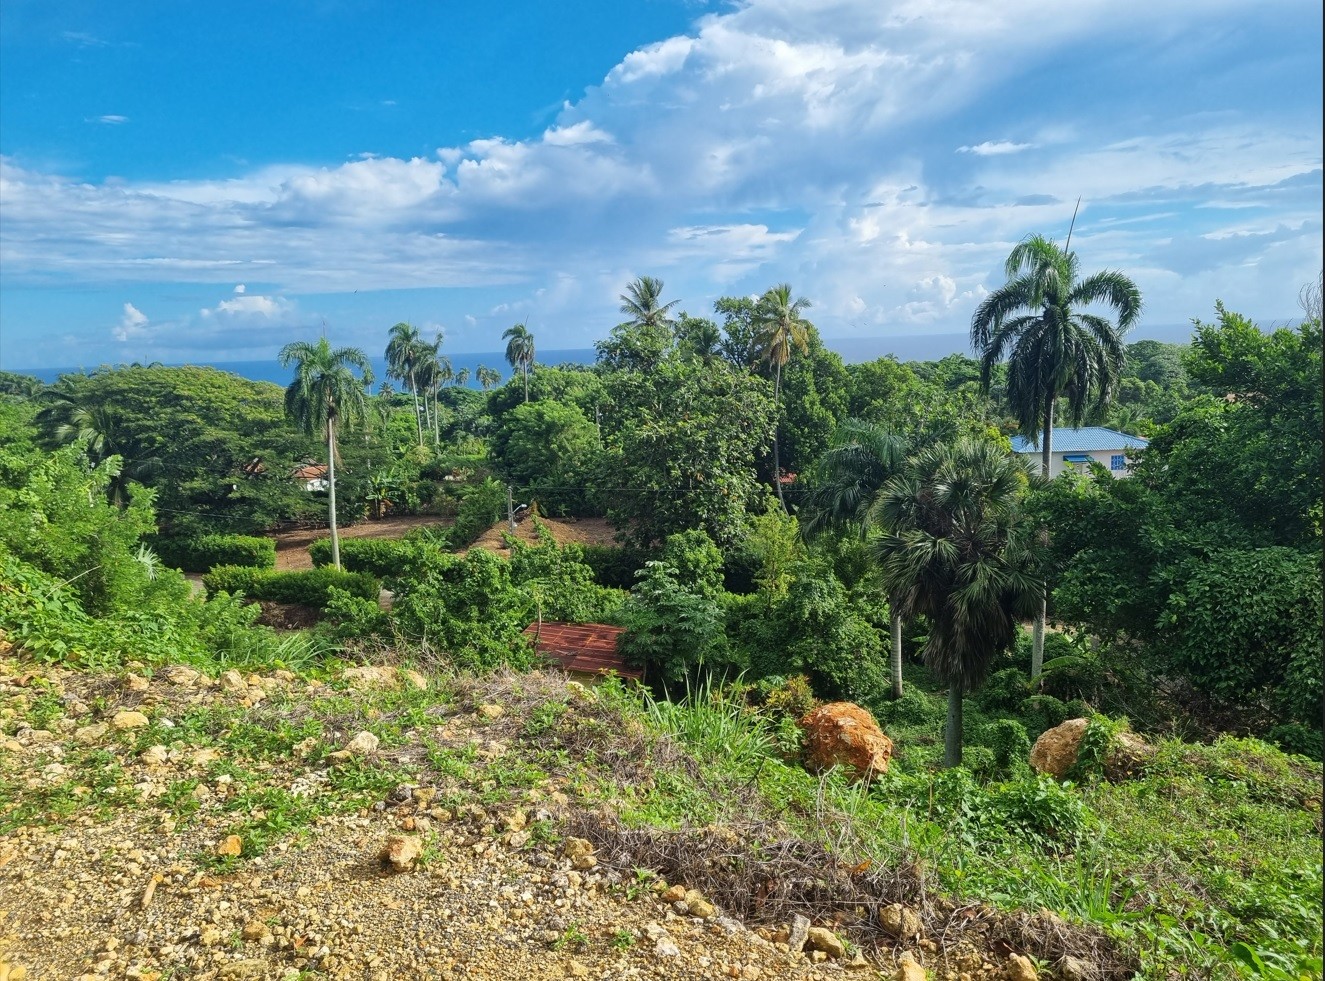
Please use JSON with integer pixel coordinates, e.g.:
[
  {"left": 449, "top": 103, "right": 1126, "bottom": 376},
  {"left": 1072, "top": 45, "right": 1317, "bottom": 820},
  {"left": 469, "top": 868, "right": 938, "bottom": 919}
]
[
  {"left": 385, "top": 322, "right": 426, "bottom": 447},
  {"left": 278, "top": 337, "right": 372, "bottom": 570},
  {"left": 870, "top": 439, "right": 1043, "bottom": 767},
  {"left": 503, "top": 322, "right": 535, "bottom": 402},
  {"left": 476, "top": 365, "right": 502, "bottom": 390},
  {"left": 755, "top": 283, "right": 812, "bottom": 508},
  {"left": 803, "top": 419, "right": 910, "bottom": 697},
  {"left": 971, "top": 233, "right": 1141, "bottom": 679}
]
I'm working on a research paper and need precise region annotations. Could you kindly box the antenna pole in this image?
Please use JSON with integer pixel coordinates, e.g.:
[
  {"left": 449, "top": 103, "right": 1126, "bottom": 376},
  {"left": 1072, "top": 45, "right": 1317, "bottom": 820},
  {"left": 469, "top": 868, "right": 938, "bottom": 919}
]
[{"left": 1063, "top": 197, "right": 1082, "bottom": 253}]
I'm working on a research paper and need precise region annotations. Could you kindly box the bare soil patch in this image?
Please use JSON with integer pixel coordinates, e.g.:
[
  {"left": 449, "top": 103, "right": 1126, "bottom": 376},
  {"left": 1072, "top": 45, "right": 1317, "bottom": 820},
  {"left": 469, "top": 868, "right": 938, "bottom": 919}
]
[
  {"left": 269, "top": 515, "right": 451, "bottom": 571},
  {"left": 464, "top": 516, "right": 619, "bottom": 557}
]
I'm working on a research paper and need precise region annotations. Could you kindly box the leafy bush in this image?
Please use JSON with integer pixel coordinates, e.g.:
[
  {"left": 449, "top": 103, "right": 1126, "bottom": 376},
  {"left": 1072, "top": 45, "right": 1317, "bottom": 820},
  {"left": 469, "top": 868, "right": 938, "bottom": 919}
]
[
  {"left": 618, "top": 562, "right": 734, "bottom": 683},
  {"left": 309, "top": 535, "right": 436, "bottom": 579},
  {"left": 449, "top": 477, "right": 507, "bottom": 547},
  {"left": 979, "top": 718, "right": 1032, "bottom": 780},
  {"left": 987, "top": 774, "right": 1094, "bottom": 850},
  {"left": 979, "top": 667, "right": 1032, "bottom": 713},
  {"left": 152, "top": 533, "right": 276, "bottom": 572},
  {"left": 202, "top": 566, "right": 380, "bottom": 608},
  {"left": 579, "top": 544, "right": 650, "bottom": 590},
  {"left": 389, "top": 548, "right": 536, "bottom": 672},
  {"left": 508, "top": 535, "right": 626, "bottom": 624},
  {"left": 1266, "top": 723, "right": 1323, "bottom": 761}
]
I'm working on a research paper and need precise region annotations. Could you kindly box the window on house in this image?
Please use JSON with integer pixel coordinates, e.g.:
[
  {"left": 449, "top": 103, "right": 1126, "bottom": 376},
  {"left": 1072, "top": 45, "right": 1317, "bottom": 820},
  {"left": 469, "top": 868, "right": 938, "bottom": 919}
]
[{"left": 1110, "top": 454, "right": 1126, "bottom": 471}]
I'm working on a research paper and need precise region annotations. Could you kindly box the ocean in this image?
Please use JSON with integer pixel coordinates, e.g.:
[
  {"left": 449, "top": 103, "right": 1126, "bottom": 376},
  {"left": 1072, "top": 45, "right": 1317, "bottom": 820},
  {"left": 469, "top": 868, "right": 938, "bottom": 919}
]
[{"left": 12, "top": 324, "right": 1196, "bottom": 387}]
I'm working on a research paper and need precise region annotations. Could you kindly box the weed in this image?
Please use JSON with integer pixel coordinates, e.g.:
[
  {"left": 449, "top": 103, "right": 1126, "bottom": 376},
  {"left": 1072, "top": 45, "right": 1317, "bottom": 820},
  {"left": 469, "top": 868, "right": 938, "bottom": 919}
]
[{"left": 552, "top": 921, "right": 589, "bottom": 952}]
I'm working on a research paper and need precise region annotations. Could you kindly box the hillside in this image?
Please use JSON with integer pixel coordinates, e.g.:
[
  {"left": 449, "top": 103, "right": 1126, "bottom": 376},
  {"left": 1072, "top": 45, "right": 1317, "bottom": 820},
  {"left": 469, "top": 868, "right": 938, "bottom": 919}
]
[{"left": 3, "top": 652, "right": 1319, "bottom": 980}]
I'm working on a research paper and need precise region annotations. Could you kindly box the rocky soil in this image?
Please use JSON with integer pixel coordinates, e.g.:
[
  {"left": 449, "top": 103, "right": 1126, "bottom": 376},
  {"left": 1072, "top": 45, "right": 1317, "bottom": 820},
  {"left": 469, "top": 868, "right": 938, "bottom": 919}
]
[{"left": 0, "top": 659, "right": 1073, "bottom": 981}]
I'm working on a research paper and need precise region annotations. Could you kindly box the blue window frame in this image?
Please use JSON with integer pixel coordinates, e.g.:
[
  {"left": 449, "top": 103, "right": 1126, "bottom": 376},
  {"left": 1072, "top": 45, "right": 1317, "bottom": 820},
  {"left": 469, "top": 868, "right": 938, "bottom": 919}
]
[{"left": 1110, "top": 454, "right": 1126, "bottom": 471}]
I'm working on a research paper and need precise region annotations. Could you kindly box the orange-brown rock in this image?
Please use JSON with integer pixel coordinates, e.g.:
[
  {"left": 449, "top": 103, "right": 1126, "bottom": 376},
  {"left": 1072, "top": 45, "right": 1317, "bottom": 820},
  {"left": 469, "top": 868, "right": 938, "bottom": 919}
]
[
  {"left": 798, "top": 702, "right": 893, "bottom": 782},
  {"left": 1030, "top": 717, "right": 1153, "bottom": 781}
]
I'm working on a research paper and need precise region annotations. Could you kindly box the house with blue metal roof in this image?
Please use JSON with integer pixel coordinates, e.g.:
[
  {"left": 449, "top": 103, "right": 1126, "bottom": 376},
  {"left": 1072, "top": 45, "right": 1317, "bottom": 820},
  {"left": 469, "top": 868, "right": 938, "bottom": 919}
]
[{"left": 1010, "top": 426, "right": 1148, "bottom": 478}]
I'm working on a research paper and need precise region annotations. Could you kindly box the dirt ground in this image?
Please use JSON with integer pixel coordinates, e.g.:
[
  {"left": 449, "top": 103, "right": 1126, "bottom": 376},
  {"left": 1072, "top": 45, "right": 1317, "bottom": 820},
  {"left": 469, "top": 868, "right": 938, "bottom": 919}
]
[{"left": 464, "top": 515, "right": 620, "bottom": 556}]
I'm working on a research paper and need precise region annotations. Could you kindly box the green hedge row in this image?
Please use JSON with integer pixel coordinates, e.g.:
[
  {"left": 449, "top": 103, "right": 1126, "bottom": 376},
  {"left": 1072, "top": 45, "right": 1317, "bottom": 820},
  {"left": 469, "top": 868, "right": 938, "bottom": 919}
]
[
  {"left": 151, "top": 533, "right": 276, "bottom": 572},
  {"left": 578, "top": 544, "right": 649, "bottom": 590},
  {"left": 309, "top": 536, "right": 441, "bottom": 579},
  {"left": 202, "top": 565, "right": 379, "bottom": 608}
]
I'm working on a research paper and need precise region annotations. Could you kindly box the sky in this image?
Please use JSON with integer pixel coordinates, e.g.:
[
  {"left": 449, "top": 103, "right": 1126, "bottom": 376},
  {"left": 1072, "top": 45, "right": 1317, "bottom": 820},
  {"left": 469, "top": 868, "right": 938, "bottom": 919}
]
[{"left": 0, "top": 0, "right": 1320, "bottom": 370}]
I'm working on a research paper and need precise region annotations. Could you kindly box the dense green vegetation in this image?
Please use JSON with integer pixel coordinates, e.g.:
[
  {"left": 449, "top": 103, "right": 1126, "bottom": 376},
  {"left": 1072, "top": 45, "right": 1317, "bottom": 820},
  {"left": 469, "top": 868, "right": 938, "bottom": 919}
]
[{"left": 0, "top": 260, "right": 1320, "bottom": 978}]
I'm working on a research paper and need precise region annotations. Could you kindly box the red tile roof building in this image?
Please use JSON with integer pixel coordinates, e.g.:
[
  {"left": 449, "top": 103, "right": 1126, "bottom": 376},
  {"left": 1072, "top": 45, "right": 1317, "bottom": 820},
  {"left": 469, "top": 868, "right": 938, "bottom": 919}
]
[{"left": 521, "top": 622, "right": 642, "bottom": 682}]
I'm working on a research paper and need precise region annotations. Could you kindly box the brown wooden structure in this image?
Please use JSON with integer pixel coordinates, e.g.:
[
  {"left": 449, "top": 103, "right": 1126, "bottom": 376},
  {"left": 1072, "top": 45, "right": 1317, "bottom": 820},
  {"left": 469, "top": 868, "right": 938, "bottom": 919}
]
[{"left": 521, "top": 622, "right": 642, "bottom": 682}]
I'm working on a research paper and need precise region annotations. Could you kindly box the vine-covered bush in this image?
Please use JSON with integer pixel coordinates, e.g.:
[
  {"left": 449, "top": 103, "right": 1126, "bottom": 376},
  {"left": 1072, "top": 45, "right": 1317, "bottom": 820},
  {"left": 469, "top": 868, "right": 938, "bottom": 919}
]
[
  {"left": 202, "top": 566, "right": 379, "bottom": 608},
  {"left": 449, "top": 478, "right": 507, "bottom": 547},
  {"left": 152, "top": 533, "right": 276, "bottom": 572}
]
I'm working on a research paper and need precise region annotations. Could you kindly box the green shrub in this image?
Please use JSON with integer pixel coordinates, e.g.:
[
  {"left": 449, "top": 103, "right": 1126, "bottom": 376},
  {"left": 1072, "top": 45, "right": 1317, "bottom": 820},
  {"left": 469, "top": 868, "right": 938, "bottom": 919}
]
[
  {"left": 151, "top": 533, "right": 276, "bottom": 572},
  {"left": 987, "top": 774, "right": 1094, "bottom": 850},
  {"left": 1266, "top": 723, "right": 1323, "bottom": 761},
  {"left": 309, "top": 535, "right": 436, "bottom": 579},
  {"left": 979, "top": 718, "right": 1032, "bottom": 780},
  {"left": 979, "top": 667, "right": 1031, "bottom": 713},
  {"left": 202, "top": 566, "right": 379, "bottom": 608},
  {"left": 579, "top": 544, "right": 649, "bottom": 589},
  {"left": 450, "top": 478, "right": 507, "bottom": 547}
]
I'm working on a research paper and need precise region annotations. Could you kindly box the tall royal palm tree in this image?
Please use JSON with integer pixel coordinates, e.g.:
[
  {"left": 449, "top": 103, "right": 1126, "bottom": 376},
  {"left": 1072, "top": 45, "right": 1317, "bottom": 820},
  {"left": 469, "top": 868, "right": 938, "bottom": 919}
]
[
  {"left": 803, "top": 419, "right": 910, "bottom": 697},
  {"left": 279, "top": 337, "right": 372, "bottom": 570},
  {"left": 871, "top": 439, "right": 1043, "bottom": 767},
  {"left": 453, "top": 366, "right": 470, "bottom": 388},
  {"left": 503, "top": 322, "right": 535, "bottom": 402},
  {"left": 476, "top": 365, "right": 502, "bottom": 390},
  {"left": 970, "top": 233, "right": 1141, "bottom": 678},
  {"left": 754, "top": 283, "right": 812, "bottom": 508},
  {"left": 385, "top": 322, "right": 426, "bottom": 447},
  {"left": 415, "top": 333, "right": 451, "bottom": 446}
]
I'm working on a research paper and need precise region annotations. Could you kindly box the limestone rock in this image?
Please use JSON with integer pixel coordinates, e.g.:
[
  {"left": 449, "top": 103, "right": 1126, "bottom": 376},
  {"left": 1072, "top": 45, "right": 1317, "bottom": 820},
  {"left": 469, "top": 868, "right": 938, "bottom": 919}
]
[
  {"left": 73, "top": 723, "right": 109, "bottom": 746},
  {"left": 562, "top": 837, "right": 597, "bottom": 870},
  {"left": 798, "top": 702, "right": 893, "bottom": 782},
  {"left": 379, "top": 835, "right": 422, "bottom": 872},
  {"left": 895, "top": 951, "right": 927, "bottom": 981},
  {"left": 878, "top": 903, "right": 923, "bottom": 940},
  {"left": 1029, "top": 718, "right": 1153, "bottom": 781},
  {"left": 344, "top": 731, "right": 380, "bottom": 755},
  {"left": 341, "top": 665, "right": 400, "bottom": 687},
  {"left": 787, "top": 914, "right": 810, "bottom": 954},
  {"left": 219, "top": 669, "right": 246, "bottom": 692},
  {"left": 140, "top": 745, "right": 170, "bottom": 767},
  {"left": 1055, "top": 956, "right": 1095, "bottom": 981},
  {"left": 661, "top": 884, "right": 687, "bottom": 903},
  {"left": 478, "top": 703, "right": 504, "bottom": 719},
  {"left": 214, "top": 835, "right": 243, "bottom": 857},
  {"left": 1003, "top": 953, "right": 1037, "bottom": 981},
  {"left": 805, "top": 927, "right": 845, "bottom": 959},
  {"left": 110, "top": 711, "right": 149, "bottom": 731}
]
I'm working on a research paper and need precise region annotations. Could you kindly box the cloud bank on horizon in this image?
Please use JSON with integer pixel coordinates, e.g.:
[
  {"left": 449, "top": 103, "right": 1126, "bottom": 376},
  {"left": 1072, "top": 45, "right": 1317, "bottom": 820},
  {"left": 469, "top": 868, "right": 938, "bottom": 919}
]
[{"left": 0, "top": 0, "right": 1320, "bottom": 367}]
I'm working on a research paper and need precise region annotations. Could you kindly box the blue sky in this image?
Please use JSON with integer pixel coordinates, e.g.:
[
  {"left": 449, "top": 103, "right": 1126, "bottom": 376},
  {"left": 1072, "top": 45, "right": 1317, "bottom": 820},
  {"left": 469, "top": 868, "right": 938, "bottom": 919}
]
[{"left": 0, "top": 0, "right": 1320, "bottom": 369}]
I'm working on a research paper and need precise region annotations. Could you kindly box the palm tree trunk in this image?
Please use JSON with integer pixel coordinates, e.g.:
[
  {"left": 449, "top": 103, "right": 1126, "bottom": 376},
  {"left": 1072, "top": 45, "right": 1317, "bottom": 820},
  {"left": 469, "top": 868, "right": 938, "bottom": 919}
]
[
  {"left": 890, "top": 611, "right": 904, "bottom": 699},
  {"left": 773, "top": 363, "right": 785, "bottom": 509},
  {"left": 433, "top": 384, "right": 441, "bottom": 446},
  {"left": 327, "top": 423, "right": 341, "bottom": 571},
  {"left": 522, "top": 362, "right": 529, "bottom": 403},
  {"left": 944, "top": 685, "right": 963, "bottom": 768},
  {"left": 1032, "top": 396, "right": 1054, "bottom": 681},
  {"left": 408, "top": 369, "right": 423, "bottom": 446}
]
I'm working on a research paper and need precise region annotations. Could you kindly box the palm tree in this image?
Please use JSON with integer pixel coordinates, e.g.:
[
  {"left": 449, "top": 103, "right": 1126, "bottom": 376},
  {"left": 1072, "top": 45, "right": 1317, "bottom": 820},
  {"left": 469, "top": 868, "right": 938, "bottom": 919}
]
[
  {"left": 755, "top": 283, "right": 812, "bottom": 508},
  {"left": 476, "top": 365, "right": 502, "bottom": 390},
  {"left": 803, "top": 419, "right": 910, "bottom": 697},
  {"left": 503, "top": 322, "right": 535, "bottom": 402},
  {"left": 971, "top": 233, "right": 1141, "bottom": 679},
  {"left": 35, "top": 392, "right": 161, "bottom": 506},
  {"left": 385, "top": 322, "right": 426, "bottom": 447},
  {"left": 453, "top": 366, "right": 470, "bottom": 388},
  {"left": 619, "top": 275, "right": 680, "bottom": 330},
  {"left": 871, "top": 439, "right": 1043, "bottom": 767},
  {"left": 278, "top": 337, "right": 372, "bottom": 570},
  {"left": 415, "top": 333, "right": 450, "bottom": 446}
]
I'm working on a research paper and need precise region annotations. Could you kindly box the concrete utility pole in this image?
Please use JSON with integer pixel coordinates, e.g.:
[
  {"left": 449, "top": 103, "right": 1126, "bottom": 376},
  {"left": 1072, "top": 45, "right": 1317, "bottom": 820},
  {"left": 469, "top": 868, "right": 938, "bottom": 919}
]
[{"left": 507, "top": 484, "right": 516, "bottom": 532}]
